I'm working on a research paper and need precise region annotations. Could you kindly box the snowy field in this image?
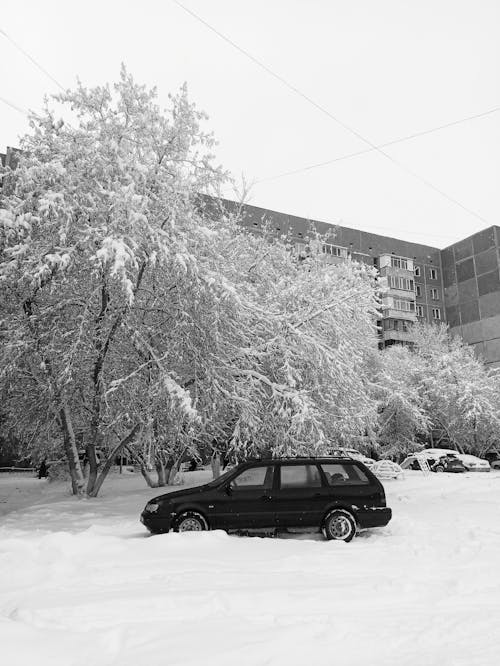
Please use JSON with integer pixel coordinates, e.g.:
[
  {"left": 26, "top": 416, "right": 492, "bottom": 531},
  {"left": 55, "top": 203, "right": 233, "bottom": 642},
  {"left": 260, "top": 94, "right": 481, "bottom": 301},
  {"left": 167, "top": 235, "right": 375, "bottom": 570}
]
[{"left": 1, "top": 469, "right": 499, "bottom": 666}]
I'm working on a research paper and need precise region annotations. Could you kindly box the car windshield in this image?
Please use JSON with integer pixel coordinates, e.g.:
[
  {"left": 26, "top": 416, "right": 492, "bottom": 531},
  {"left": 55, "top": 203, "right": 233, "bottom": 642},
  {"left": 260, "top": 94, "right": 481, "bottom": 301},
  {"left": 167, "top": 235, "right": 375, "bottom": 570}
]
[{"left": 204, "top": 468, "right": 236, "bottom": 487}]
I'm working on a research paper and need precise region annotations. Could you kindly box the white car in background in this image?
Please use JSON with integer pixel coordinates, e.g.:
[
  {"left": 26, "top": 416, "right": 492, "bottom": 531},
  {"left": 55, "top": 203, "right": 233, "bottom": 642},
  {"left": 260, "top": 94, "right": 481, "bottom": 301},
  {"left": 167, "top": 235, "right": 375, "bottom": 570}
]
[
  {"left": 413, "top": 448, "right": 491, "bottom": 472},
  {"left": 329, "top": 448, "right": 376, "bottom": 467}
]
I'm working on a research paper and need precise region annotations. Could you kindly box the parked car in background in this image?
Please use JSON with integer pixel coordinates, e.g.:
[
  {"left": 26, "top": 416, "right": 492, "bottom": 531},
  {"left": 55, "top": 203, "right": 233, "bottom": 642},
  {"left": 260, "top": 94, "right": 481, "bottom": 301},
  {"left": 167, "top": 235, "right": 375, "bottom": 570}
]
[
  {"left": 458, "top": 453, "right": 491, "bottom": 472},
  {"left": 484, "top": 451, "right": 500, "bottom": 470},
  {"left": 403, "top": 448, "right": 490, "bottom": 472},
  {"left": 141, "top": 457, "right": 392, "bottom": 542},
  {"left": 429, "top": 454, "right": 466, "bottom": 474},
  {"left": 328, "top": 448, "right": 376, "bottom": 467},
  {"left": 400, "top": 455, "right": 425, "bottom": 471}
]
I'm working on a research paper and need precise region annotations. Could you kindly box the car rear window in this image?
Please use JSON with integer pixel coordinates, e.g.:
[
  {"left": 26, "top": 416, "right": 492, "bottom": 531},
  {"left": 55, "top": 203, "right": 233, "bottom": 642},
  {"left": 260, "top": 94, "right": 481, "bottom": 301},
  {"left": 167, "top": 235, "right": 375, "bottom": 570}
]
[
  {"left": 280, "top": 464, "right": 322, "bottom": 488},
  {"left": 321, "top": 463, "right": 370, "bottom": 486}
]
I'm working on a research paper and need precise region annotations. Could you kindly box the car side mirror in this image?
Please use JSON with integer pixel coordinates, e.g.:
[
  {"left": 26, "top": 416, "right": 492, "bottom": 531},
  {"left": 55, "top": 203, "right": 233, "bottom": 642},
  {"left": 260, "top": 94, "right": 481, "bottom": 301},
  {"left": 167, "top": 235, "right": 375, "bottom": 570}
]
[{"left": 224, "top": 484, "right": 233, "bottom": 495}]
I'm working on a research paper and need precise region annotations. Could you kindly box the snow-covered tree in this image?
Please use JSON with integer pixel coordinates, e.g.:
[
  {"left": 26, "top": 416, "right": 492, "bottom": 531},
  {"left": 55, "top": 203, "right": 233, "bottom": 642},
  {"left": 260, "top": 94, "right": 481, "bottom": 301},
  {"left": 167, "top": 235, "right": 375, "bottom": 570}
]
[
  {"left": 0, "top": 68, "right": 228, "bottom": 494},
  {"left": 1, "top": 69, "right": 383, "bottom": 495},
  {"left": 179, "top": 203, "right": 382, "bottom": 463},
  {"left": 409, "top": 322, "right": 500, "bottom": 455},
  {"left": 376, "top": 345, "right": 430, "bottom": 458}
]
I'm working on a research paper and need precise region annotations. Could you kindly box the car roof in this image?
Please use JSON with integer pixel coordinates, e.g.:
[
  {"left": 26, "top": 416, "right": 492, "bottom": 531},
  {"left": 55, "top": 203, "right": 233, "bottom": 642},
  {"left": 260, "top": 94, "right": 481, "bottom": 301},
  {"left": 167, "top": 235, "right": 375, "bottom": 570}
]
[{"left": 242, "top": 457, "right": 360, "bottom": 464}]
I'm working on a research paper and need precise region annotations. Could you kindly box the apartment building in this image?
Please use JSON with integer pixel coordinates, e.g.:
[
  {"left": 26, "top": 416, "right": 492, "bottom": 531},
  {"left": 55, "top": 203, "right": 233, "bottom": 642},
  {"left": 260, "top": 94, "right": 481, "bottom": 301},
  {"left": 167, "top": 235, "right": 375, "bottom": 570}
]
[{"left": 210, "top": 199, "right": 500, "bottom": 368}]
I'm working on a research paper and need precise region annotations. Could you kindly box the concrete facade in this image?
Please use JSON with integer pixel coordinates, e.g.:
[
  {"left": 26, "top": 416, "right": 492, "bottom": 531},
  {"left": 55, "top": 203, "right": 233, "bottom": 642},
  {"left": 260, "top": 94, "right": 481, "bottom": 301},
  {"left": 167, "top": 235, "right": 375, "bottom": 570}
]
[
  {"left": 213, "top": 199, "right": 499, "bottom": 368},
  {"left": 442, "top": 226, "right": 500, "bottom": 368}
]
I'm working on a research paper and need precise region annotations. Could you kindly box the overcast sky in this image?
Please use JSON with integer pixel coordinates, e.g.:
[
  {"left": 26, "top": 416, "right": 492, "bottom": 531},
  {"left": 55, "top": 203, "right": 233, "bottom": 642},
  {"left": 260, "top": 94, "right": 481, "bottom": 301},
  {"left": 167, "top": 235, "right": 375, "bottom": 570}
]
[{"left": 1, "top": 0, "right": 499, "bottom": 247}]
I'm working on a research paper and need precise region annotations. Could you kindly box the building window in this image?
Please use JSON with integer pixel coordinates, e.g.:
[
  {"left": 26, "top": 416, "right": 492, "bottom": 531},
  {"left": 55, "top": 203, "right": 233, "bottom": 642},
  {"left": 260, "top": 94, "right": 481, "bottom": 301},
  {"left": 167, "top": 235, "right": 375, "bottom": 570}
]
[
  {"left": 391, "top": 256, "right": 408, "bottom": 270},
  {"left": 414, "top": 266, "right": 421, "bottom": 277},
  {"left": 432, "top": 308, "right": 441, "bottom": 320},
  {"left": 416, "top": 285, "right": 422, "bottom": 297},
  {"left": 388, "top": 319, "right": 411, "bottom": 332},
  {"left": 430, "top": 288, "right": 439, "bottom": 300},
  {"left": 429, "top": 268, "right": 438, "bottom": 280},
  {"left": 322, "top": 243, "right": 341, "bottom": 256},
  {"left": 322, "top": 243, "right": 346, "bottom": 257},
  {"left": 416, "top": 305, "right": 424, "bottom": 317},
  {"left": 389, "top": 276, "right": 414, "bottom": 291},
  {"left": 393, "top": 299, "right": 415, "bottom": 312}
]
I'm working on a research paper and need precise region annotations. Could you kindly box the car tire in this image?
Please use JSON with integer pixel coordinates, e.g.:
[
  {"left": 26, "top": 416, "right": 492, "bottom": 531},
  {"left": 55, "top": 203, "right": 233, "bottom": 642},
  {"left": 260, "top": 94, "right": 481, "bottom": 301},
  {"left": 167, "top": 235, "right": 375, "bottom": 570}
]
[
  {"left": 323, "top": 509, "right": 357, "bottom": 542},
  {"left": 435, "top": 465, "right": 445, "bottom": 473},
  {"left": 173, "top": 511, "right": 208, "bottom": 533}
]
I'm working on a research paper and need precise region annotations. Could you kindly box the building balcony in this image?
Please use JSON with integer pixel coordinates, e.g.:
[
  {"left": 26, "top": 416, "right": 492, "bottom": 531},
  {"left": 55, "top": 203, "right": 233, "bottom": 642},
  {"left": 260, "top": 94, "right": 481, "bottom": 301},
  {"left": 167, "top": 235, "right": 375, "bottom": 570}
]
[
  {"left": 379, "top": 254, "right": 414, "bottom": 272},
  {"left": 384, "top": 287, "right": 416, "bottom": 300},
  {"left": 382, "top": 328, "right": 415, "bottom": 343},
  {"left": 382, "top": 308, "right": 418, "bottom": 322}
]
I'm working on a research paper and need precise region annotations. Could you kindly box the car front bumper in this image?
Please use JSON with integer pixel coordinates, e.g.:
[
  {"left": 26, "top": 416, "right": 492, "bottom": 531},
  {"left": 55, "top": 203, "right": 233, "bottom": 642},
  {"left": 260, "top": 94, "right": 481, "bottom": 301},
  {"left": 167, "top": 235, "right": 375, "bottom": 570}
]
[{"left": 140, "top": 511, "right": 173, "bottom": 534}]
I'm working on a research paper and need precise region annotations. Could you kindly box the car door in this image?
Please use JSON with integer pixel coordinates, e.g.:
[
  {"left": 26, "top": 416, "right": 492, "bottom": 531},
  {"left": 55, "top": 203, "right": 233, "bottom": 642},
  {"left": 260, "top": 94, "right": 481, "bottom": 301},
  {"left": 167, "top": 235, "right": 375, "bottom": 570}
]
[
  {"left": 273, "top": 463, "right": 326, "bottom": 527},
  {"left": 214, "top": 464, "right": 276, "bottom": 529}
]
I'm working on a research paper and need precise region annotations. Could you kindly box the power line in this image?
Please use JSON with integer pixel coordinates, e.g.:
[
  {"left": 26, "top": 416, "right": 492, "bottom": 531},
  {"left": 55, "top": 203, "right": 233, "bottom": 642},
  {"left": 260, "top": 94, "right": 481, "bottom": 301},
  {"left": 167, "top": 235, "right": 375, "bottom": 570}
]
[
  {"left": 257, "top": 106, "right": 500, "bottom": 183},
  {"left": 0, "top": 27, "right": 65, "bottom": 92},
  {"left": 0, "top": 95, "right": 27, "bottom": 116},
  {"left": 172, "top": 0, "right": 492, "bottom": 226}
]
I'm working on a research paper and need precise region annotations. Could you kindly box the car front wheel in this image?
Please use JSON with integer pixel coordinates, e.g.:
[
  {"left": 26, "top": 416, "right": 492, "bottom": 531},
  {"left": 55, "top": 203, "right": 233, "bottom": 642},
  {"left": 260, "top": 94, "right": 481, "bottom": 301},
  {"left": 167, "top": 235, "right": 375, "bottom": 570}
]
[
  {"left": 174, "top": 511, "right": 208, "bottom": 533},
  {"left": 435, "top": 465, "right": 445, "bottom": 473},
  {"left": 323, "top": 510, "right": 357, "bottom": 542}
]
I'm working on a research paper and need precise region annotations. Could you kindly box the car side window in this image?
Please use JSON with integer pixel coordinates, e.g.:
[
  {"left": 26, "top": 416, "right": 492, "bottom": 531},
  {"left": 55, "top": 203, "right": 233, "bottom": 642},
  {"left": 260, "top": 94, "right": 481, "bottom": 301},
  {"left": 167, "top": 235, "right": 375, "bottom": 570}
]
[
  {"left": 321, "top": 463, "right": 369, "bottom": 485},
  {"left": 280, "top": 464, "right": 322, "bottom": 488},
  {"left": 230, "top": 466, "right": 274, "bottom": 490}
]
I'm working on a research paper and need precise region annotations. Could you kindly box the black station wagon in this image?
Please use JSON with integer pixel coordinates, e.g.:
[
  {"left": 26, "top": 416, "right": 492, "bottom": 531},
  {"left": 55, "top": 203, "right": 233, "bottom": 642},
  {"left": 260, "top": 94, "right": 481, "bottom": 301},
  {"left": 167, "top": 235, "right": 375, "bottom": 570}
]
[{"left": 140, "top": 457, "right": 392, "bottom": 542}]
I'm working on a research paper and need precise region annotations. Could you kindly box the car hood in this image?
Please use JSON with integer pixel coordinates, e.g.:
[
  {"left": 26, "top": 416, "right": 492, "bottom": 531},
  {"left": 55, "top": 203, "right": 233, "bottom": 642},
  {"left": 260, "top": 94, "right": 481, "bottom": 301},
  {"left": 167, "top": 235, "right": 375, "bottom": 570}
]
[{"left": 150, "top": 483, "right": 214, "bottom": 504}]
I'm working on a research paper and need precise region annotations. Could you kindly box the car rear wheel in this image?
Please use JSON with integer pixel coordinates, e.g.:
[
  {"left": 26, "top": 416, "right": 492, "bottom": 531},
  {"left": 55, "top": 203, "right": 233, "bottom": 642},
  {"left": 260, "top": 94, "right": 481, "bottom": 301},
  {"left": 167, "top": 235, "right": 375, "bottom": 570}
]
[
  {"left": 174, "top": 511, "right": 208, "bottom": 533},
  {"left": 323, "top": 510, "right": 356, "bottom": 542},
  {"left": 435, "top": 465, "right": 445, "bottom": 473}
]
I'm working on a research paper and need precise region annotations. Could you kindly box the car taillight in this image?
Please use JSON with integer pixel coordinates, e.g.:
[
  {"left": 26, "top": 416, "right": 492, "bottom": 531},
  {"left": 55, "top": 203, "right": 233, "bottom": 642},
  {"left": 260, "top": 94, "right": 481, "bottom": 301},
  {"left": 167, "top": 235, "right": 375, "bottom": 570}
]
[{"left": 378, "top": 485, "right": 386, "bottom": 506}]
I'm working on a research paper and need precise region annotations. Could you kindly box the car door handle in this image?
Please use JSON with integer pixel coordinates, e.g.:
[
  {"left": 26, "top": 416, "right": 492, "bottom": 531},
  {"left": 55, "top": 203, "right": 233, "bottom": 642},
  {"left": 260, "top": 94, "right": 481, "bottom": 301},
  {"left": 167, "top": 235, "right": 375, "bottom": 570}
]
[{"left": 260, "top": 495, "right": 273, "bottom": 501}]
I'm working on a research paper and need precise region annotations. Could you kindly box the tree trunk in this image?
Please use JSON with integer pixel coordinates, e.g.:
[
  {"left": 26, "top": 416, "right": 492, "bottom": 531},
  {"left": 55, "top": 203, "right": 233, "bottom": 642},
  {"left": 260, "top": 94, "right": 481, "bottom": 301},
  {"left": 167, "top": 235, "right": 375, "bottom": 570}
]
[
  {"left": 155, "top": 458, "right": 167, "bottom": 486},
  {"left": 167, "top": 464, "right": 180, "bottom": 485},
  {"left": 211, "top": 453, "right": 221, "bottom": 479},
  {"left": 140, "top": 464, "right": 158, "bottom": 487},
  {"left": 88, "top": 424, "right": 141, "bottom": 497},
  {"left": 167, "top": 447, "right": 188, "bottom": 484},
  {"left": 86, "top": 443, "right": 99, "bottom": 495},
  {"left": 59, "top": 404, "right": 85, "bottom": 495}
]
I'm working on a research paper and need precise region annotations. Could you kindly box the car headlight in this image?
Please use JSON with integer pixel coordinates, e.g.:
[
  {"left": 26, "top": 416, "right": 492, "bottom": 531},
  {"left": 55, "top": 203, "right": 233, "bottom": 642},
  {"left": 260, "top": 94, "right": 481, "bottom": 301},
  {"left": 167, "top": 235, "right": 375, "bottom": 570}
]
[{"left": 145, "top": 502, "right": 159, "bottom": 513}]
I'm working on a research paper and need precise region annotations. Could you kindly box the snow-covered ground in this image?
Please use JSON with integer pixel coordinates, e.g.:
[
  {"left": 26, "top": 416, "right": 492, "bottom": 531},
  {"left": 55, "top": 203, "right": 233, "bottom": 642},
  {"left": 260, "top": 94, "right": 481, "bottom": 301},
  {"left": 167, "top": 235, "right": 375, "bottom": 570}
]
[{"left": 1, "top": 469, "right": 499, "bottom": 666}]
